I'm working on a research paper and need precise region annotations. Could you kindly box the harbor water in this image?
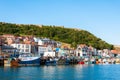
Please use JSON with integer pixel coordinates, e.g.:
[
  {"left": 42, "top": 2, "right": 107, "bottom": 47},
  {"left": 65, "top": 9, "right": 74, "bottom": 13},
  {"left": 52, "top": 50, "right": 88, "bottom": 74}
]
[{"left": 0, "top": 64, "right": 120, "bottom": 80}]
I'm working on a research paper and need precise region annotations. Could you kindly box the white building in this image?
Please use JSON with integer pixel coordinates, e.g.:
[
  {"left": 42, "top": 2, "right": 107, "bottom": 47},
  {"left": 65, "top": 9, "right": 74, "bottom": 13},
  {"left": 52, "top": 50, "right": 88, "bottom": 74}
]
[
  {"left": 75, "top": 45, "right": 87, "bottom": 57},
  {"left": 37, "top": 38, "right": 50, "bottom": 45},
  {"left": 10, "top": 43, "right": 31, "bottom": 54},
  {"left": 75, "top": 45, "right": 94, "bottom": 58},
  {"left": 38, "top": 39, "right": 44, "bottom": 45},
  {"left": 38, "top": 45, "right": 55, "bottom": 57},
  {"left": 38, "top": 46, "right": 47, "bottom": 56},
  {"left": 33, "top": 37, "right": 40, "bottom": 42},
  {"left": 44, "top": 52, "right": 55, "bottom": 57}
]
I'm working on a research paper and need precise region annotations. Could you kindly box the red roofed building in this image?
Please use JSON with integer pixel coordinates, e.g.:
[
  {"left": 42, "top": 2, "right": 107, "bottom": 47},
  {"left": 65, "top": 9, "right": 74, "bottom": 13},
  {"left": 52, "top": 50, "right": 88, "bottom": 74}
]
[
  {"left": 111, "top": 50, "right": 120, "bottom": 57},
  {"left": 111, "top": 50, "right": 118, "bottom": 54}
]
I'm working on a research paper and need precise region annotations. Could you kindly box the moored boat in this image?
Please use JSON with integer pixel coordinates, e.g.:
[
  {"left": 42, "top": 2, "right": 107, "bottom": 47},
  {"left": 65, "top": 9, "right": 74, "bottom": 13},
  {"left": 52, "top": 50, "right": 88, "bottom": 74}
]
[{"left": 11, "top": 53, "right": 40, "bottom": 66}]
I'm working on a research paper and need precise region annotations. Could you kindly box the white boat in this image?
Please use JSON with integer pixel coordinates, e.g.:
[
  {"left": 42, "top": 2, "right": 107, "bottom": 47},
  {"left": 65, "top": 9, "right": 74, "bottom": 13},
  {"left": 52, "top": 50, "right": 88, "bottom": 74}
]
[{"left": 18, "top": 53, "right": 40, "bottom": 66}]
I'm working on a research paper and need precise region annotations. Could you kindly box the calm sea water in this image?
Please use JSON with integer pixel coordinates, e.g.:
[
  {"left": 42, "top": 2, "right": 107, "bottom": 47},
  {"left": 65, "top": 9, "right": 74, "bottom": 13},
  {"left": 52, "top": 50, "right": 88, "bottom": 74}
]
[{"left": 0, "top": 64, "right": 120, "bottom": 80}]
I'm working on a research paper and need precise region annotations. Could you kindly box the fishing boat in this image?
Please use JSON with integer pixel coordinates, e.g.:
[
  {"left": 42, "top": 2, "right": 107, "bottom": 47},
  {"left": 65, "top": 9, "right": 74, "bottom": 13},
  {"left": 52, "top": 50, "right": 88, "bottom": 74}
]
[
  {"left": 45, "top": 57, "right": 57, "bottom": 66},
  {"left": 11, "top": 53, "right": 40, "bottom": 66}
]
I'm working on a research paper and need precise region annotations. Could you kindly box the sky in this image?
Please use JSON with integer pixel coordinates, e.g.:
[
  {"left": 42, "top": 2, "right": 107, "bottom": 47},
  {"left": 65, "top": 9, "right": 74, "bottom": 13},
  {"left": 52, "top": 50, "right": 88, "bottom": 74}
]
[{"left": 0, "top": 0, "right": 120, "bottom": 45}]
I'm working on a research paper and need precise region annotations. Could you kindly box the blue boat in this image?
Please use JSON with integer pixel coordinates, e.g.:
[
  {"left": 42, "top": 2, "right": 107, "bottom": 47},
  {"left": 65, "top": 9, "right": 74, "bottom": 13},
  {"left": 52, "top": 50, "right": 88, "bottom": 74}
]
[
  {"left": 45, "top": 57, "right": 58, "bottom": 66},
  {"left": 18, "top": 54, "right": 40, "bottom": 66},
  {"left": 45, "top": 60, "right": 57, "bottom": 66}
]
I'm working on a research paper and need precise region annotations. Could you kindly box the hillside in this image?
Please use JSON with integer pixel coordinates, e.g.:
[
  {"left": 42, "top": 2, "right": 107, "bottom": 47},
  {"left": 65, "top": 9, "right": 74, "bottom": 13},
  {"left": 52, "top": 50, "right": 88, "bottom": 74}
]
[{"left": 0, "top": 22, "right": 113, "bottom": 49}]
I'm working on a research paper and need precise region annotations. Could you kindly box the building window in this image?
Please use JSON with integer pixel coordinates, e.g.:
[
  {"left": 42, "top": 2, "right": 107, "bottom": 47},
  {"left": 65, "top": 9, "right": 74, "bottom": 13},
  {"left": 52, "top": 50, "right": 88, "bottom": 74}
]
[
  {"left": 22, "top": 45, "right": 24, "bottom": 48},
  {"left": 78, "top": 53, "right": 80, "bottom": 56},
  {"left": 18, "top": 45, "right": 20, "bottom": 48},
  {"left": 26, "top": 45, "right": 29, "bottom": 48},
  {"left": 83, "top": 54, "right": 86, "bottom": 56},
  {"left": 25, "top": 49, "right": 29, "bottom": 52},
  {"left": 39, "top": 47, "right": 46, "bottom": 51},
  {"left": 43, "top": 48, "right": 46, "bottom": 51},
  {"left": 21, "top": 49, "right": 24, "bottom": 52}
]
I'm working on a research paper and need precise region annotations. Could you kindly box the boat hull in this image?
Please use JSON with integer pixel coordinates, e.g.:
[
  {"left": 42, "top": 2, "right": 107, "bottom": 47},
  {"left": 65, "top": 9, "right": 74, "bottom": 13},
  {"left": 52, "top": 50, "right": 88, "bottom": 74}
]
[
  {"left": 45, "top": 60, "right": 57, "bottom": 66},
  {"left": 11, "top": 57, "right": 41, "bottom": 67},
  {"left": 18, "top": 57, "right": 40, "bottom": 66}
]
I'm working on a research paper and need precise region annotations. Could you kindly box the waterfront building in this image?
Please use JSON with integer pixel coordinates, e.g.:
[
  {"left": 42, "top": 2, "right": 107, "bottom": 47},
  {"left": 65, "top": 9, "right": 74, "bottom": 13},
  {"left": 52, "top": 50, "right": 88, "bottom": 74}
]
[
  {"left": 38, "top": 45, "right": 55, "bottom": 57},
  {"left": 10, "top": 43, "right": 31, "bottom": 54},
  {"left": 97, "top": 49, "right": 114, "bottom": 58},
  {"left": 1, "top": 45, "right": 19, "bottom": 57},
  {"left": 44, "top": 52, "right": 55, "bottom": 57},
  {"left": 111, "top": 50, "right": 119, "bottom": 57},
  {"left": 75, "top": 44, "right": 89, "bottom": 58}
]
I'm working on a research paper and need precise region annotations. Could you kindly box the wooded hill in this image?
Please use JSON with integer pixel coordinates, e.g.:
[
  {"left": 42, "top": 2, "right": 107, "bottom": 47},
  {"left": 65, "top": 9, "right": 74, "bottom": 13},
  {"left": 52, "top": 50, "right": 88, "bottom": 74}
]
[{"left": 0, "top": 22, "right": 113, "bottom": 49}]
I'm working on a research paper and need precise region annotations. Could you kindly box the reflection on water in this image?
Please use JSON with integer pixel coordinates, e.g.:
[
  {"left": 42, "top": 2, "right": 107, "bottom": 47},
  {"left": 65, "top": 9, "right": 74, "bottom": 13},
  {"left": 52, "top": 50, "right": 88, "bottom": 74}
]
[{"left": 0, "top": 64, "right": 120, "bottom": 80}]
